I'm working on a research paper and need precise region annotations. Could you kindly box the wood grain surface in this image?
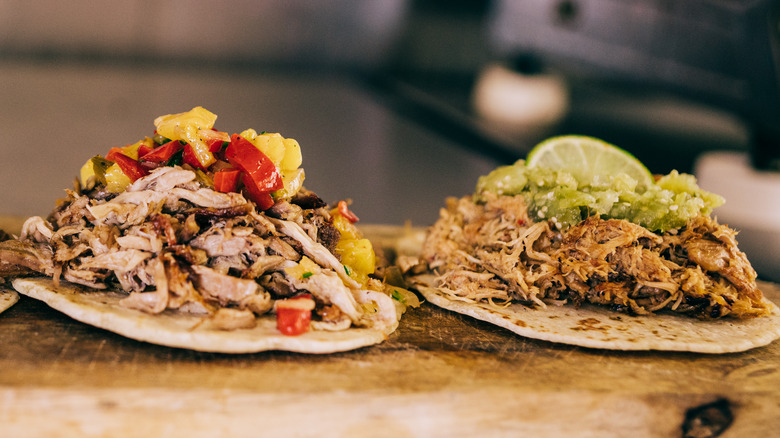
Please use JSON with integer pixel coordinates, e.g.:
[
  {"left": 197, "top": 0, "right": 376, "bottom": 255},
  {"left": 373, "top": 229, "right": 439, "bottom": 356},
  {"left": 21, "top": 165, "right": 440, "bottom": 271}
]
[{"left": 1, "top": 220, "right": 779, "bottom": 437}]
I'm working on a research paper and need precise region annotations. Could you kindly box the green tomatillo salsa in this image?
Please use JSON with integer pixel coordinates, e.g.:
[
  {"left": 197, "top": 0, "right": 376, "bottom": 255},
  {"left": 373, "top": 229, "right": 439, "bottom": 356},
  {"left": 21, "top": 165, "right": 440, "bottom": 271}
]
[{"left": 475, "top": 160, "right": 724, "bottom": 233}]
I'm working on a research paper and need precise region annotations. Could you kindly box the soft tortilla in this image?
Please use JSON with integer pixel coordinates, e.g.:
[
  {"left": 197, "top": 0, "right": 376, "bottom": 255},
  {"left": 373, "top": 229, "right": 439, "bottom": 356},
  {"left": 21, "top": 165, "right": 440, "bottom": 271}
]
[
  {"left": 0, "top": 286, "right": 19, "bottom": 314},
  {"left": 414, "top": 274, "right": 780, "bottom": 353},
  {"left": 12, "top": 278, "right": 392, "bottom": 354}
]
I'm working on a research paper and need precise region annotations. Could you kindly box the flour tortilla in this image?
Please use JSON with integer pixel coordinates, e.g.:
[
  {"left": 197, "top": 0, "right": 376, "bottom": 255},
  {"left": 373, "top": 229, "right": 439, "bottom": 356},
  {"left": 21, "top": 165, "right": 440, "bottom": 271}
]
[
  {"left": 0, "top": 287, "right": 19, "bottom": 314},
  {"left": 12, "top": 278, "right": 393, "bottom": 354},
  {"left": 414, "top": 274, "right": 780, "bottom": 353}
]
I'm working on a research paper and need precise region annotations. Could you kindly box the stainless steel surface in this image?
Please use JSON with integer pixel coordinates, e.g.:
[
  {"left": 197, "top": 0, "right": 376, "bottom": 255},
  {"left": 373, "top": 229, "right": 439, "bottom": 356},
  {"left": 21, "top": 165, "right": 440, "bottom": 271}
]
[
  {"left": 487, "top": 0, "right": 780, "bottom": 170},
  {"left": 696, "top": 151, "right": 780, "bottom": 283},
  {"left": 0, "top": 61, "right": 500, "bottom": 226}
]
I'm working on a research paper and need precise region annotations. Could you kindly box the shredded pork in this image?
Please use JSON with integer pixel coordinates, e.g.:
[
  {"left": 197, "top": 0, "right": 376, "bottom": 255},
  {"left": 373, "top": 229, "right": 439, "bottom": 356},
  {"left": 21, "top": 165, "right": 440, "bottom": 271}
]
[
  {"left": 0, "top": 166, "right": 398, "bottom": 332},
  {"left": 420, "top": 193, "right": 771, "bottom": 319}
]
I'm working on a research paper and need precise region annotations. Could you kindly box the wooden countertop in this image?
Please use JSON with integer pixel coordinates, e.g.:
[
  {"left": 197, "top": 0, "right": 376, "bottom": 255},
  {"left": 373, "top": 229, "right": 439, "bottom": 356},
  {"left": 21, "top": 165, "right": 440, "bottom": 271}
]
[{"left": 1, "top": 219, "right": 779, "bottom": 437}]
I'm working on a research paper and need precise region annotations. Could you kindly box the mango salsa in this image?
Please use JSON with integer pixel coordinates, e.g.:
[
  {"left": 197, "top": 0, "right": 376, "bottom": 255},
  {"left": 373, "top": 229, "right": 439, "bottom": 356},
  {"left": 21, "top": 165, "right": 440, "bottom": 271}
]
[
  {"left": 78, "top": 106, "right": 307, "bottom": 207},
  {"left": 330, "top": 202, "right": 376, "bottom": 285},
  {"left": 154, "top": 106, "right": 219, "bottom": 168}
]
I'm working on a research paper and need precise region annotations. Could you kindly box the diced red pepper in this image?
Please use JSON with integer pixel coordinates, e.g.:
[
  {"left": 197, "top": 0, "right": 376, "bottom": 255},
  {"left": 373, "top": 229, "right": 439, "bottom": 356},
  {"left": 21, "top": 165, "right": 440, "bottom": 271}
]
[
  {"left": 213, "top": 168, "right": 241, "bottom": 193},
  {"left": 241, "top": 173, "right": 275, "bottom": 210},
  {"left": 183, "top": 143, "right": 208, "bottom": 170},
  {"left": 276, "top": 294, "right": 314, "bottom": 336},
  {"left": 187, "top": 141, "right": 215, "bottom": 169},
  {"left": 208, "top": 138, "right": 227, "bottom": 153},
  {"left": 139, "top": 141, "right": 184, "bottom": 163},
  {"left": 107, "top": 150, "right": 148, "bottom": 182},
  {"left": 225, "top": 134, "right": 283, "bottom": 209},
  {"left": 276, "top": 308, "right": 311, "bottom": 336},
  {"left": 106, "top": 147, "right": 129, "bottom": 162},
  {"left": 199, "top": 129, "right": 230, "bottom": 152},
  {"left": 174, "top": 127, "right": 227, "bottom": 169},
  {"left": 337, "top": 200, "right": 360, "bottom": 223},
  {"left": 137, "top": 143, "right": 154, "bottom": 158},
  {"left": 225, "top": 134, "right": 283, "bottom": 192}
]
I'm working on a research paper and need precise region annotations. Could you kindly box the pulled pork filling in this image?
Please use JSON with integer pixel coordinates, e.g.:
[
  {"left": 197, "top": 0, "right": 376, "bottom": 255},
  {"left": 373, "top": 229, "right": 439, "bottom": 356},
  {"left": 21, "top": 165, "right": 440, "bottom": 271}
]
[
  {"left": 421, "top": 193, "right": 771, "bottom": 319},
  {"left": 1, "top": 167, "right": 398, "bottom": 332}
]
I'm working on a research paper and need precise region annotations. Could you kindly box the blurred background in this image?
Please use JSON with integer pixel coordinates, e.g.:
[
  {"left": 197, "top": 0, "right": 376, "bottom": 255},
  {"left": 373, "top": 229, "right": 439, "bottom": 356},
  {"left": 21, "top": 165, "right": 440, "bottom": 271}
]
[{"left": 0, "top": 0, "right": 778, "bottom": 280}]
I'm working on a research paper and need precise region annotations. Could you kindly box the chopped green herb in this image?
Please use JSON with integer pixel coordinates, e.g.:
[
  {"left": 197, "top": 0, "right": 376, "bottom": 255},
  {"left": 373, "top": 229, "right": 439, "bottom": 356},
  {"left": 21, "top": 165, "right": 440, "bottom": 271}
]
[
  {"left": 344, "top": 265, "right": 352, "bottom": 276},
  {"left": 166, "top": 149, "right": 184, "bottom": 167},
  {"left": 391, "top": 289, "right": 406, "bottom": 303},
  {"left": 153, "top": 134, "right": 171, "bottom": 145},
  {"left": 302, "top": 272, "right": 313, "bottom": 279}
]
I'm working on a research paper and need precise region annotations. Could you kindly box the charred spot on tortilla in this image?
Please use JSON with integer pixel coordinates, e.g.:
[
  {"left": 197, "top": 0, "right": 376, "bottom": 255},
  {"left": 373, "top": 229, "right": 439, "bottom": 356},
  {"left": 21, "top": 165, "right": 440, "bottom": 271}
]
[
  {"left": 572, "top": 318, "right": 611, "bottom": 333},
  {"left": 407, "top": 136, "right": 780, "bottom": 353},
  {"left": 0, "top": 107, "right": 418, "bottom": 353}
]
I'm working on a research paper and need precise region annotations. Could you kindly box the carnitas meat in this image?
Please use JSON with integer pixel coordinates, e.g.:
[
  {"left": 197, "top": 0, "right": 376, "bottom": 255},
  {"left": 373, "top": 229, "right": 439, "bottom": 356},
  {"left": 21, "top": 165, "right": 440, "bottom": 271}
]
[
  {"left": 0, "top": 166, "right": 398, "bottom": 332},
  {"left": 421, "top": 194, "right": 771, "bottom": 319}
]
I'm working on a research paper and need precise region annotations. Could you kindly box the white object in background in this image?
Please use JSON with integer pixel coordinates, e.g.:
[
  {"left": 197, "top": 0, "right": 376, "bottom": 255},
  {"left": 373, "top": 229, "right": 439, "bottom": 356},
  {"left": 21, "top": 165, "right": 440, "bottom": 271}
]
[
  {"left": 695, "top": 151, "right": 780, "bottom": 282},
  {"left": 472, "top": 63, "right": 569, "bottom": 134}
]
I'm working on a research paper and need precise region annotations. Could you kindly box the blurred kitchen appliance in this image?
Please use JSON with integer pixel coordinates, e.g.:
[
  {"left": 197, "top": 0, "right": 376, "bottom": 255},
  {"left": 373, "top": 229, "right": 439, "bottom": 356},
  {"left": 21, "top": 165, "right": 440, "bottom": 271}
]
[{"left": 487, "top": 0, "right": 780, "bottom": 170}]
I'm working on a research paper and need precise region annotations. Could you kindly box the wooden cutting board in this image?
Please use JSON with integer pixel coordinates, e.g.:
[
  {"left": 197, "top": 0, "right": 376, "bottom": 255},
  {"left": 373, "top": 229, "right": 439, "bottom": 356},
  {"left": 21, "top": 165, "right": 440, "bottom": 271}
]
[{"left": 1, "top": 220, "right": 779, "bottom": 437}]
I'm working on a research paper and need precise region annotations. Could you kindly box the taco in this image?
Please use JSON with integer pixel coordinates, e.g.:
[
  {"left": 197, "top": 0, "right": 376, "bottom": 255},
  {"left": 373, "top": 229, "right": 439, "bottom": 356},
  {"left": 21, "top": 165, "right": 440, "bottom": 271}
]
[
  {"left": 0, "top": 107, "right": 417, "bottom": 353},
  {"left": 409, "top": 136, "right": 780, "bottom": 353}
]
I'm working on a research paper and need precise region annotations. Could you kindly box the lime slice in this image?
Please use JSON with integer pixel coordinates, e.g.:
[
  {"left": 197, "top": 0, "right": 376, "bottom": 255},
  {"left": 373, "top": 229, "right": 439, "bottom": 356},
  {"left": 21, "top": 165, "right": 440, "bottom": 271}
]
[{"left": 526, "top": 135, "right": 653, "bottom": 188}]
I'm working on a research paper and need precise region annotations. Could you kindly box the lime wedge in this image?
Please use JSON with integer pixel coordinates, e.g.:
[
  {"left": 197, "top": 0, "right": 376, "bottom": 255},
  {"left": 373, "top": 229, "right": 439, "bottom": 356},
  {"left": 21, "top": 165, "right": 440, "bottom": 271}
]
[{"left": 526, "top": 135, "right": 653, "bottom": 188}]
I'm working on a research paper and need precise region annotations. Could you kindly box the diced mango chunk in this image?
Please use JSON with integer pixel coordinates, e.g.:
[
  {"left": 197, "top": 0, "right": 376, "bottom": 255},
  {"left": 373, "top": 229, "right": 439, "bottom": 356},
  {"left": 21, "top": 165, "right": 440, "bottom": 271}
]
[
  {"left": 280, "top": 138, "right": 302, "bottom": 171},
  {"left": 273, "top": 168, "right": 305, "bottom": 200},
  {"left": 240, "top": 130, "right": 286, "bottom": 165},
  {"left": 154, "top": 107, "right": 218, "bottom": 167},
  {"left": 119, "top": 137, "right": 154, "bottom": 160},
  {"left": 154, "top": 106, "right": 217, "bottom": 141},
  {"left": 105, "top": 163, "right": 132, "bottom": 193},
  {"left": 338, "top": 238, "right": 376, "bottom": 275},
  {"left": 331, "top": 214, "right": 360, "bottom": 241}
]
